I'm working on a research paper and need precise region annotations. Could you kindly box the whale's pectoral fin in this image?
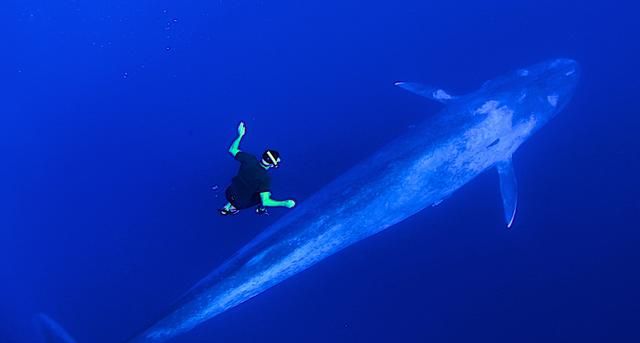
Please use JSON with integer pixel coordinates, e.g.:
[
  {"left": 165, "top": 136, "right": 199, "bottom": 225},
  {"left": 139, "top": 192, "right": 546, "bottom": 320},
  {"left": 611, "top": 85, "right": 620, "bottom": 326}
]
[
  {"left": 497, "top": 157, "right": 518, "bottom": 228},
  {"left": 394, "top": 82, "right": 457, "bottom": 104}
]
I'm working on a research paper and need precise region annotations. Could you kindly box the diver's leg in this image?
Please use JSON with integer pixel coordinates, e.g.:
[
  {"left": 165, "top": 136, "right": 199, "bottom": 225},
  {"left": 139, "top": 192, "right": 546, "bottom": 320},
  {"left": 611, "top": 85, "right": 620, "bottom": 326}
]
[
  {"left": 248, "top": 193, "right": 268, "bottom": 215},
  {"left": 220, "top": 187, "right": 241, "bottom": 215},
  {"left": 220, "top": 202, "right": 239, "bottom": 215}
]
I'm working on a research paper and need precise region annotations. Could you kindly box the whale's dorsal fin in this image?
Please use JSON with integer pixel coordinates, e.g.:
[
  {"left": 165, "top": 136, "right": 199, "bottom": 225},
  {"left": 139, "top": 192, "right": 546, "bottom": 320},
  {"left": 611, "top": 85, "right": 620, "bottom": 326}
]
[
  {"left": 497, "top": 157, "right": 518, "bottom": 229},
  {"left": 395, "top": 82, "right": 458, "bottom": 104}
]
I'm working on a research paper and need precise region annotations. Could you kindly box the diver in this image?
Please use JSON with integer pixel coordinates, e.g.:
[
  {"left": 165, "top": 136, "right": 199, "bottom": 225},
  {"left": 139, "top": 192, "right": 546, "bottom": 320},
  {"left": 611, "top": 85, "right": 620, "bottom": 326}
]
[{"left": 220, "top": 121, "right": 297, "bottom": 216}]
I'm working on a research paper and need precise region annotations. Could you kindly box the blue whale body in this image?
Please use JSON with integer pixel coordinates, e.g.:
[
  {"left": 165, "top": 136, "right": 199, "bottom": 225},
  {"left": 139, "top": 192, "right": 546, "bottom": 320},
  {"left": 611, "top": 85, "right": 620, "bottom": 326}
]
[{"left": 41, "top": 59, "right": 579, "bottom": 343}]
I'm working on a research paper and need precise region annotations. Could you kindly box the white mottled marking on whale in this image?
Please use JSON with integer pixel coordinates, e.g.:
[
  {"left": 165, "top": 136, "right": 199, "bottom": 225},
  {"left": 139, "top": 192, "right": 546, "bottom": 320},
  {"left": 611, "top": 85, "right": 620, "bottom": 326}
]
[
  {"left": 464, "top": 102, "right": 514, "bottom": 172},
  {"left": 433, "top": 89, "right": 453, "bottom": 100},
  {"left": 547, "top": 94, "right": 559, "bottom": 107},
  {"left": 518, "top": 69, "right": 529, "bottom": 76},
  {"left": 474, "top": 100, "right": 500, "bottom": 115}
]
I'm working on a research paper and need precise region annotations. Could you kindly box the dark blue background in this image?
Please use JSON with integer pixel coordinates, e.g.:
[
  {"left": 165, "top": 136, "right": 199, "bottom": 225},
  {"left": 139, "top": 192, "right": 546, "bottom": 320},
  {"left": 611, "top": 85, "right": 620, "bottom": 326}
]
[{"left": 3, "top": 0, "right": 639, "bottom": 342}]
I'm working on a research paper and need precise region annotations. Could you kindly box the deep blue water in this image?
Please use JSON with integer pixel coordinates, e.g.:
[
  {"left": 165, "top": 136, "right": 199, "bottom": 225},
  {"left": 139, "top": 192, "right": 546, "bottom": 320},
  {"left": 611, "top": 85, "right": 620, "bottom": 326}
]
[{"left": 3, "top": 0, "right": 639, "bottom": 342}]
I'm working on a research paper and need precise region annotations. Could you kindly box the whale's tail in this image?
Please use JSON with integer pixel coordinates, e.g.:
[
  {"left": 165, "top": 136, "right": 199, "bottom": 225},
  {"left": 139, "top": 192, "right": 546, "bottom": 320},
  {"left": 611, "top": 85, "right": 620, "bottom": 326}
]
[{"left": 34, "top": 313, "right": 78, "bottom": 343}]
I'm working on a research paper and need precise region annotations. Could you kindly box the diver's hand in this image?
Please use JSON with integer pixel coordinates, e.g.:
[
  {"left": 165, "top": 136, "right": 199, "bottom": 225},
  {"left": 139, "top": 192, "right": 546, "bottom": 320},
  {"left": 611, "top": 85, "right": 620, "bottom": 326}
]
[
  {"left": 237, "top": 121, "right": 246, "bottom": 137},
  {"left": 284, "top": 200, "right": 296, "bottom": 209}
]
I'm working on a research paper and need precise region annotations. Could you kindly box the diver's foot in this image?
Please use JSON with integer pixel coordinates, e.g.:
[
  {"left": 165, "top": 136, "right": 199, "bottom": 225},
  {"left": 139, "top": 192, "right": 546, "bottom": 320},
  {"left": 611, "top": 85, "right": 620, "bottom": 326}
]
[
  {"left": 219, "top": 207, "right": 239, "bottom": 216},
  {"left": 255, "top": 206, "right": 269, "bottom": 216}
]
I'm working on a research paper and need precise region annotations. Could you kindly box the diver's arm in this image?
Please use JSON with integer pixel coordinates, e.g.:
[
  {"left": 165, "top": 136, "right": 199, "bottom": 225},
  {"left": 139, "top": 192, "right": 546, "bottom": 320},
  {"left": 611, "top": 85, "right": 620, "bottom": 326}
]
[
  {"left": 228, "top": 122, "right": 246, "bottom": 157},
  {"left": 260, "top": 192, "right": 296, "bottom": 208}
]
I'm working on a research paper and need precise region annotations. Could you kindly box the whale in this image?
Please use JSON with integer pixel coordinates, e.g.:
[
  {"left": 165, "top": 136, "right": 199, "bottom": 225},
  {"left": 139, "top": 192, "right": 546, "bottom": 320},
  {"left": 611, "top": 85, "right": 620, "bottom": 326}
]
[{"left": 40, "top": 58, "right": 579, "bottom": 343}]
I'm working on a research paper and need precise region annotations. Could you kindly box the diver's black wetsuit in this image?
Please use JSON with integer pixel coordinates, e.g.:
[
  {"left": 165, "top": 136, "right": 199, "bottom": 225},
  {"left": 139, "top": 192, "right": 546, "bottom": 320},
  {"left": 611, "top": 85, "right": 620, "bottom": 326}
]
[{"left": 225, "top": 152, "right": 271, "bottom": 209}]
